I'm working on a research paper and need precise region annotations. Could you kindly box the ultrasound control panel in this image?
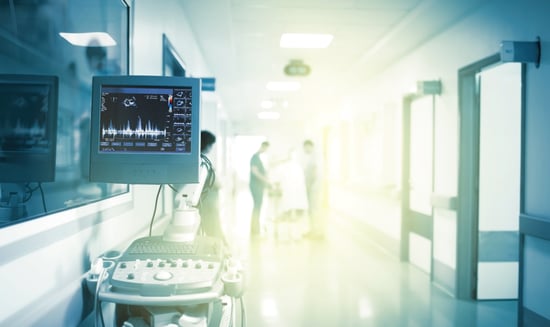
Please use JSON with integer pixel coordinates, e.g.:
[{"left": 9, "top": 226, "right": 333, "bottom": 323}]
[
  {"left": 108, "top": 235, "right": 224, "bottom": 296},
  {"left": 110, "top": 257, "right": 222, "bottom": 296}
]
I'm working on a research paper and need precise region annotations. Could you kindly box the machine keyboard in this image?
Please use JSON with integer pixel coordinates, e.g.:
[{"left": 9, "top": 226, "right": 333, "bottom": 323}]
[{"left": 127, "top": 238, "right": 196, "bottom": 255}]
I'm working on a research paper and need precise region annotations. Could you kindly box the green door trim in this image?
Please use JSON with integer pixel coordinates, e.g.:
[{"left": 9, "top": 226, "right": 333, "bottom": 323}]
[{"left": 456, "top": 53, "right": 501, "bottom": 300}]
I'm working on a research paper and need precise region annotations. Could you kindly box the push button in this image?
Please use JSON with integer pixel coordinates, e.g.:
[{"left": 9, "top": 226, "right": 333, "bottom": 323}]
[{"left": 154, "top": 271, "right": 173, "bottom": 281}]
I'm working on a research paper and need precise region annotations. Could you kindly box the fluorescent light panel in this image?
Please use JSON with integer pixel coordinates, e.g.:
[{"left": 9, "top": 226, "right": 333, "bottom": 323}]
[
  {"left": 280, "top": 33, "right": 333, "bottom": 49},
  {"left": 59, "top": 32, "right": 117, "bottom": 47},
  {"left": 266, "top": 81, "right": 301, "bottom": 92},
  {"left": 257, "top": 111, "right": 281, "bottom": 120}
]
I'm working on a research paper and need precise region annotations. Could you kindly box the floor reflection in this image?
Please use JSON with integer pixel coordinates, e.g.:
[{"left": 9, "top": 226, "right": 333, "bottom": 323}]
[{"left": 222, "top": 189, "right": 517, "bottom": 327}]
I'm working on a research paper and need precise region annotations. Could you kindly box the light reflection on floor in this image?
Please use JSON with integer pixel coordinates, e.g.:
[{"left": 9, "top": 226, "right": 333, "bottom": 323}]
[{"left": 221, "top": 189, "right": 517, "bottom": 327}]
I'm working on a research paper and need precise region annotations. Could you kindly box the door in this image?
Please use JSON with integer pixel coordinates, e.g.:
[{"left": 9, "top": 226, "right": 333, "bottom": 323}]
[
  {"left": 476, "top": 63, "right": 522, "bottom": 299},
  {"left": 456, "top": 54, "right": 523, "bottom": 300},
  {"left": 401, "top": 94, "right": 435, "bottom": 275}
]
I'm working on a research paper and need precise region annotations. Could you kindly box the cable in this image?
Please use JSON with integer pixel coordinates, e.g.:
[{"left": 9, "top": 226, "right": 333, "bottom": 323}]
[
  {"left": 38, "top": 183, "right": 47, "bottom": 212},
  {"left": 22, "top": 183, "right": 39, "bottom": 202},
  {"left": 197, "top": 153, "right": 231, "bottom": 246},
  {"left": 13, "top": 182, "right": 47, "bottom": 213},
  {"left": 240, "top": 296, "right": 247, "bottom": 327},
  {"left": 201, "top": 154, "right": 215, "bottom": 187},
  {"left": 167, "top": 184, "right": 178, "bottom": 193},
  {"left": 22, "top": 184, "right": 34, "bottom": 202},
  {"left": 197, "top": 153, "right": 216, "bottom": 209},
  {"left": 148, "top": 184, "right": 164, "bottom": 237},
  {"left": 230, "top": 297, "right": 236, "bottom": 327},
  {"left": 98, "top": 300, "right": 106, "bottom": 327},
  {"left": 94, "top": 268, "right": 108, "bottom": 327},
  {"left": 18, "top": 183, "right": 47, "bottom": 212}
]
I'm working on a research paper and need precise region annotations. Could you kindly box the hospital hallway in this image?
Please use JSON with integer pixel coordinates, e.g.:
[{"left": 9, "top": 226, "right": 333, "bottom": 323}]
[{"left": 222, "top": 191, "right": 518, "bottom": 327}]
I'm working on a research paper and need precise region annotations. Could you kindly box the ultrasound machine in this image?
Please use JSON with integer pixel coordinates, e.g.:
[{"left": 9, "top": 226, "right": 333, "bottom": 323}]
[{"left": 85, "top": 76, "right": 244, "bottom": 327}]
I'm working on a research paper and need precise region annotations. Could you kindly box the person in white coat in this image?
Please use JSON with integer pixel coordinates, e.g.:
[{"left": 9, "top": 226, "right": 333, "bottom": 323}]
[
  {"left": 300, "top": 139, "right": 324, "bottom": 240},
  {"left": 269, "top": 149, "right": 309, "bottom": 240}
]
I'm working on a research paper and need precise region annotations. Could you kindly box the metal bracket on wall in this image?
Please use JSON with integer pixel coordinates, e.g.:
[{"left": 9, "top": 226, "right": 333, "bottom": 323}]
[{"left": 500, "top": 36, "right": 541, "bottom": 68}]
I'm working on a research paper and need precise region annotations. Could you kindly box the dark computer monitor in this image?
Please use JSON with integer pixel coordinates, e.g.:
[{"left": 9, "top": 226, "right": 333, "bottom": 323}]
[
  {"left": 0, "top": 74, "right": 59, "bottom": 183},
  {"left": 89, "top": 75, "right": 201, "bottom": 184}
]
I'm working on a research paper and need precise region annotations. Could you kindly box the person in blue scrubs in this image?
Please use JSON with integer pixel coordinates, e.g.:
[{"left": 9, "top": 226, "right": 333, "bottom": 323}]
[{"left": 249, "top": 141, "right": 271, "bottom": 237}]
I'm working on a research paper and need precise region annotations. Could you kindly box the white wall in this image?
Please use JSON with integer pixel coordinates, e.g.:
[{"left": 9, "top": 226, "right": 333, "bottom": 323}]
[
  {"left": 332, "top": 0, "right": 550, "bottom": 296},
  {"left": 0, "top": 186, "right": 167, "bottom": 326},
  {"left": 131, "top": 0, "right": 211, "bottom": 77}
]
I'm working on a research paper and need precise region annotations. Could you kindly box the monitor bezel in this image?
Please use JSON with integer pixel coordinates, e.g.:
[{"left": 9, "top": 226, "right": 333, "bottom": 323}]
[
  {"left": 0, "top": 74, "right": 59, "bottom": 183},
  {"left": 89, "top": 75, "right": 201, "bottom": 184}
]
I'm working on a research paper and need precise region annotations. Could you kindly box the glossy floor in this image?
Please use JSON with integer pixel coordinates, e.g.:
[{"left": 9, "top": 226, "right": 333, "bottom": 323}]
[{"left": 224, "top": 206, "right": 517, "bottom": 326}]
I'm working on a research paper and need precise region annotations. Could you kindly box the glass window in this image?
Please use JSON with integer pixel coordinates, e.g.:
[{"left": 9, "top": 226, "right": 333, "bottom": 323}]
[{"left": 0, "top": 0, "right": 130, "bottom": 227}]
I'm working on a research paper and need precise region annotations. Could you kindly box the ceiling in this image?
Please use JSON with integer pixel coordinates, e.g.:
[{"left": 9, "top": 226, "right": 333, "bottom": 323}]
[{"left": 179, "top": 0, "right": 484, "bottom": 135}]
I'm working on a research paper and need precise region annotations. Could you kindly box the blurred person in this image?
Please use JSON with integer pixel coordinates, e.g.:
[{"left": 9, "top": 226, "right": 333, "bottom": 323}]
[
  {"left": 85, "top": 39, "right": 121, "bottom": 75},
  {"left": 269, "top": 149, "right": 309, "bottom": 241},
  {"left": 249, "top": 141, "right": 270, "bottom": 237},
  {"left": 301, "top": 139, "right": 325, "bottom": 239}
]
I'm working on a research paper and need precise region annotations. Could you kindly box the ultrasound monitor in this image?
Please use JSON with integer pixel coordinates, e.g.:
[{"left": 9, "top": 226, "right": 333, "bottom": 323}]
[
  {"left": 0, "top": 74, "right": 58, "bottom": 183},
  {"left": 89, "top": 76, "right": 200, "bottom": 184},
  {"left": 0, "top": 74, "right": 58, "bottom": 221}
]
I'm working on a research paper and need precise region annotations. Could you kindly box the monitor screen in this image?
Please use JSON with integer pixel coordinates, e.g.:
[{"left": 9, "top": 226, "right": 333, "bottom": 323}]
[
  {"left": 89, "top": 75, "right": 200, "bottom": 184},
  {"left": 0, "top": 74, "right": 58, "bottom": 183}
]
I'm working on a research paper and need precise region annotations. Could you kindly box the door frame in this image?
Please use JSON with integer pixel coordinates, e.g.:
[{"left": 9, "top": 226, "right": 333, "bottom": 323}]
[
  {"left": 456, "top": 53, "right": 525, "bottom": 300},
  {"left": 400, "top": 92, "right": 437, "bottom": 275}
]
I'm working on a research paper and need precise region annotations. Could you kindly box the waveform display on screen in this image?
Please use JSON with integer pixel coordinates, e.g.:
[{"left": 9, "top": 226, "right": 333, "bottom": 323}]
[
  {"left": 0, "top": 87, "right": 50, "bottom": 152},
  {"left": 3, "top": 119, "right": 46, "bottom": 138},
  {"left": 101, "top": 117, "right": 167, "bottom": 140},
  {"left": 98, "top": 86, "right": 192, "bottom": 153}
]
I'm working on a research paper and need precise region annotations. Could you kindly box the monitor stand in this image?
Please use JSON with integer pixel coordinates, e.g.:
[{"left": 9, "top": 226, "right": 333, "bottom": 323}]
[
  {"left": 163, "top": 196, "right": 201, "bottom": 243},
  {"left": 0, "top": 183, "right": 28, "bottom": 222}
]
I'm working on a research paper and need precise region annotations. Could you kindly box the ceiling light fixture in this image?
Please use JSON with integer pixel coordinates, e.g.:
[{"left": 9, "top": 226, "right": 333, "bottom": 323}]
[
  {"left": 266, "top": 81, "right": 301, "bottom": 92},
  {"left": 59, "top": 32, "right": 117, "bottom": 47},
  {"left": 280, "top": 33, "right": 333, "bottom": 49},
  {"left": 257, "top": 111, "right": 281, "bottom": 120}
]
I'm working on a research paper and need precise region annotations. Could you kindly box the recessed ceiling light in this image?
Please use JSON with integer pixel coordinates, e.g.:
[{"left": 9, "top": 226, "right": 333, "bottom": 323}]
[
  {"left": 257, "top": 111, "right": 281, "bottom": 120},
  {"left": 280, "top": 33, "right": 333, "bottom": 49},
  {"left": 59, "top": 32, "right": 117, "bottom": 47},
  {"left": 266, "top": 81, "right": 301, "bottom": 92}
]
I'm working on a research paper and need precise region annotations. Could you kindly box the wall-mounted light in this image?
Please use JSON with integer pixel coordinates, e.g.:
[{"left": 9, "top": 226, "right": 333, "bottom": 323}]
[
  {"left": 500, "top": 36, "right": 541, "bottom": 68},
  {"left": 284, "top": 59, "right": 311, "bottom": 76},
  {"left": 416, "top": 80, "right": 442, "bottom": 95}
]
